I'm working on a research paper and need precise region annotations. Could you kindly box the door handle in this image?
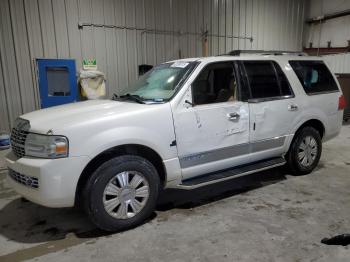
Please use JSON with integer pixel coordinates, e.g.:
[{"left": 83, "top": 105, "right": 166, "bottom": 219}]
[
  {"left": 288, "top": 104, "right": 298, "bottom": 111},
  {"left": 227, "top": 112, "right": 240, "bottom": 120}
]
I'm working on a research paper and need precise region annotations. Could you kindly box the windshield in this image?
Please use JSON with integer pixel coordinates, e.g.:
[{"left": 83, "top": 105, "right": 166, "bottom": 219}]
[{"left": 119, "top": 61, "right": 197, "bottom": 101}]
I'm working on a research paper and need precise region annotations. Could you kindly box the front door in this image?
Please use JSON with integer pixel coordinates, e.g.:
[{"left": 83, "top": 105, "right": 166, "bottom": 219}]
[{"left": 172, "top": 61, "right": 250, "bottom": 179}]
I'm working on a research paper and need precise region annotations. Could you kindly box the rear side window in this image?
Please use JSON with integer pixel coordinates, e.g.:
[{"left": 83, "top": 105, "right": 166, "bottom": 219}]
[
  {"left": 242, "top": 61, "right": 293, "bottom": 99},
  {"left": 289, "top": 61, "right": 339, "bottom": 94}
]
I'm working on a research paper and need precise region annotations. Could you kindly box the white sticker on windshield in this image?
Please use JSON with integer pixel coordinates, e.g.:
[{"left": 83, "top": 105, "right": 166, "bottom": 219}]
[{"left": 171, "top": 62, "right": 189, "bottom": 68}]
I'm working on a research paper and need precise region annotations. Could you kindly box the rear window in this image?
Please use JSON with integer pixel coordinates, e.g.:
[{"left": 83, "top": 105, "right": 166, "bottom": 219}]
[
  {"left": 289, "top": 61, "right": 339, "bottom": 94},
  {"left": 242, "top": 61, "right": 293, "bottom": 99}
]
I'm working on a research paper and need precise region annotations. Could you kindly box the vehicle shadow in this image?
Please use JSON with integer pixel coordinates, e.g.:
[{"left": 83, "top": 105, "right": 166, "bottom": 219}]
[
  {"left": 157, "top": 167, "right": 288, "bottom": 211},
  {"left": 0, "top": 167, "right": 288, "bottom": 244},
  {"left": 343, "top": 120, "right": 350, "bottom": 126}
]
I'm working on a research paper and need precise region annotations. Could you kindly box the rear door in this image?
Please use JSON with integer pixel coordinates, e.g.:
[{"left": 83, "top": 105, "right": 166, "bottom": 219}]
[{"left": 239, "top": 60, "right": 300, "bottom": 160}]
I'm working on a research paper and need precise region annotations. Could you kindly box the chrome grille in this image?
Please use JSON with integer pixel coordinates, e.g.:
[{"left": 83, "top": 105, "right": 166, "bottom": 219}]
[
  {"left": 10, "top": 128, "right": 29, "bottom": 158},
  {"left": 8, "top": 169, "right": 39, "bottom": 189}
]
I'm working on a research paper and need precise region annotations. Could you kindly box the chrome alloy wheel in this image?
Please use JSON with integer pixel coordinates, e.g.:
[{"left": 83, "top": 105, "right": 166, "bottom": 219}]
[
  {"left": 298, "top": 136, "right": 318, "bottom": 167},
  {"left": 103, "top": 171, "right": 149, "bottom": 219}
]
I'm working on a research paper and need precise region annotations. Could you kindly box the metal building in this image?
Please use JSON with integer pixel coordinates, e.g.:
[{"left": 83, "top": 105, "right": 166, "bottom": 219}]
[
  {"left": 324, "top": 53, "right": 350, "bottom": 74},
  {"left": 0, "top": 0, "right": 306, "bottom": 132}
]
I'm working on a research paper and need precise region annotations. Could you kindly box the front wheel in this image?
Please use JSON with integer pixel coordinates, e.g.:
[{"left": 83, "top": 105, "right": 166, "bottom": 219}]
[
  {"left": 83, "top": 155, "right": 160, "bottom": 232},
  {"left": 286, "top": 126, "right": 322, "bottom": 176}
]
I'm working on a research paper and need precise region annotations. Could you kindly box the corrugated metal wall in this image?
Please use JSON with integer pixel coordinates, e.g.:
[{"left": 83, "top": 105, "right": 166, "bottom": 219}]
[
  {"left": 0, "top": 0, "right": 306, "bottom": 132},
  {"left": 304, "top": 0, "right": 350, "bottom": 48},
  {"left": 323, "top": 53, "right": 350, "bottom": 74}
]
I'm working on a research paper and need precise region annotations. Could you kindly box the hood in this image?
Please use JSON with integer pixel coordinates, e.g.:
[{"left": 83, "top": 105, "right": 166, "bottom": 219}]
[{"left": 21, "top": 100, "right": 151, "bottom": 134}]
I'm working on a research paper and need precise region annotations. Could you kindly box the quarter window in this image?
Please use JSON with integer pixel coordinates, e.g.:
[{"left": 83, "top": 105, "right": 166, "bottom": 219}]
[
  {"left": 289, "top": 61, "right": 339, "bottom": 94},
  {"left": 242, "top": 61, "right": 292, "bottom": 99}
]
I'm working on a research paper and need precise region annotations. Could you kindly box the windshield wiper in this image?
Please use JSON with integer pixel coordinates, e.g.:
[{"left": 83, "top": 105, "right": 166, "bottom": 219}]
[
  {"left": 119, "top": 93, "right": 145, "bottom": 104},
  {"left": 143, "top": 98, "right": 165, "bottom": 103}
]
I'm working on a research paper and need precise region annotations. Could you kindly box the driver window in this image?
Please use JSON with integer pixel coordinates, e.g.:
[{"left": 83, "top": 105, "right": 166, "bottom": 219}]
[{"left": 192, "top": 62, "right": 237, "bottom": 105}]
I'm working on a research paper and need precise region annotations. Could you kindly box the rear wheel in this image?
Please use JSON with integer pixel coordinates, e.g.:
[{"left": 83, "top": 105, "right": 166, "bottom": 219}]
[
  {"left": 286, "top": 126, "right": 322, "bottom": 176},
  {"left": 83, "top": 155, "right": 160, "bottom": 232}
]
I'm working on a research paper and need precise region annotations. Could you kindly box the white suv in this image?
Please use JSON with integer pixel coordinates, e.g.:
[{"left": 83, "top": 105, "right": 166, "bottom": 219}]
[{"left": 6, "top": 51, "right": 346, "bottom": 231}]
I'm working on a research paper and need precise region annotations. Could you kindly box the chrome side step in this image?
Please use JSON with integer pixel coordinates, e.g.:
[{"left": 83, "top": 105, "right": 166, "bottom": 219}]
[{"left": 176, "top": 157, "right": 286, "bottom": 190}]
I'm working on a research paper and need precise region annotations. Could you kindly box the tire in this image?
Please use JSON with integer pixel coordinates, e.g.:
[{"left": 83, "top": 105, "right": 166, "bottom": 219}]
[
  {"left": 83, "top": 155, "right": 160, "bottom": 232},
  {"left": 286, "top": 126, "right": 322, "bottom": 176}
]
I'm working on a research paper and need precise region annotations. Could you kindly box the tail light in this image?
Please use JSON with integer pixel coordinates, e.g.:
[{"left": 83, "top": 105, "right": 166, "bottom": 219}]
[{"left": 339, "top": 95, "right": 346, "bottom": 110}]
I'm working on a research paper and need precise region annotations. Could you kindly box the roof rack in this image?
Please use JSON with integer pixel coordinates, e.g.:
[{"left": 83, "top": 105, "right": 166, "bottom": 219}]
[{"left": 227, "top": 50, "right": 307, "bottom": 56}]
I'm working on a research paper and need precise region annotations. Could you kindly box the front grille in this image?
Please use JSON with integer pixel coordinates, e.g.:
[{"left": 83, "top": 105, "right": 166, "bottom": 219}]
[
  {"left": 8, "top": 169, "right": 39, "bottom": 189},
  {"left": 10, "top": 128, "right": 29, "bottom": 158}
]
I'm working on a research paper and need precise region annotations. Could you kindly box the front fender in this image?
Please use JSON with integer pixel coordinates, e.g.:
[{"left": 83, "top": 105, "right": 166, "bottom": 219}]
[{"left": 77, "top": 126, "right": 177, "bottom": 161}]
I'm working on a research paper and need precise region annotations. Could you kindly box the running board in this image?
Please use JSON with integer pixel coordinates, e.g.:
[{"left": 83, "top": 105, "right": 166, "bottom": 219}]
[{"left": 176, "top": 157, "right": 286, "bottom": 190}]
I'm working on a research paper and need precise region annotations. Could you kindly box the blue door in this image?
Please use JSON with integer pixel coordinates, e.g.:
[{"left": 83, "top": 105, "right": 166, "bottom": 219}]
[{"left": 37, "top": 59, "right": 78, "bottom": 108}]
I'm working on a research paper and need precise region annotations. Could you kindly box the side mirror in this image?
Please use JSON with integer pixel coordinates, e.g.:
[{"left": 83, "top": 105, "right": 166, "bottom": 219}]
[{"left": 185, "top": 100, "right": 194, "bottom": 107}]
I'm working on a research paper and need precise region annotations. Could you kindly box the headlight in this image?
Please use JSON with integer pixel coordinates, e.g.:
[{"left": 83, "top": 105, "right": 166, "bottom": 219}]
[{"left": 25, "top": 133, "right": 69, "bottom": 158}]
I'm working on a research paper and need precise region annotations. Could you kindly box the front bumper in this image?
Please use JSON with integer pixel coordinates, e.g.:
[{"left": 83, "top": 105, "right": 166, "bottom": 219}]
[{"left": 5, "top": 151, "right": 90, "bottom": 208}]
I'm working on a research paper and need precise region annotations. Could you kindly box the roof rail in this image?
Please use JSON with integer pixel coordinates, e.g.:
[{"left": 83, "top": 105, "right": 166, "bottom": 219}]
[{"left": 227, "top": 50, "right": 307, "bottom": 56}]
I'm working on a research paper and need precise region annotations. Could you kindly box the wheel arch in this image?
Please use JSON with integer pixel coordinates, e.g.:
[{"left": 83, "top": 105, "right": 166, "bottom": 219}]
[
  {"left": 294, "top": 119, "right": 325, "bottom": 139},
  {"left": 286, "top": 118, "right": 325, "bottom": 154},
  {"left": 75, "top": 144, "right": 166, "bottom": 207},
  {"left": 285, "top": 119, "right": 324, "bottom": 176}
]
